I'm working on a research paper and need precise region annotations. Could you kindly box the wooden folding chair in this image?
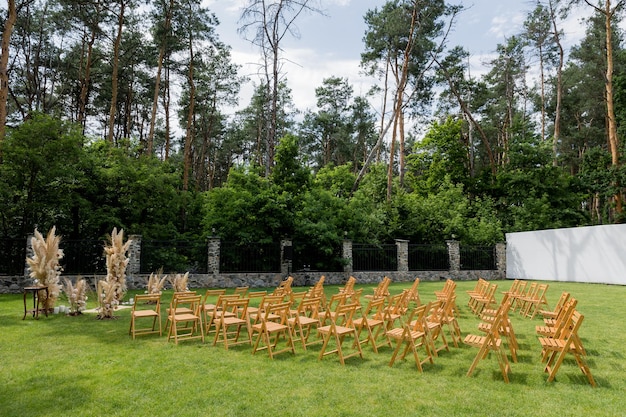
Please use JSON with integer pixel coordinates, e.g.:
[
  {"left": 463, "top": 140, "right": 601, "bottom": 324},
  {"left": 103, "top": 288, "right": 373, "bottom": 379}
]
[
  {"left": 538, "top": 292, "right": 570, "bottom": 322},
  {"left": 167, "top": 294, "right": 204, "bottom": 345},
  {"left": 201, "top": 289, "right": 226, "bottom": 319},
  {"left": 213, "top": 298, "right": 252, "bottom": 350},
  {"left": 338, "top": 276, "right": 356, "bottom": 296},
  {"left": 128, "top": 293, "right": 162, "bottom": 339},
  {"left": 437, "top": 293, "right": 462, "bottom": 348},
  {"left": 365, "top": 276, "right": 391, "bottom": 301},
  {"left": 165, "top": 290, "right": 197, "bottom": 333},
  {"left": 318, "top": 302, "right": 364, "bottom": 365},
  {"left": 320, "top": 292, "right": 348, "bottom": 326},
  {"left": 234, "top": 286, "right": 249, "bottom": 297},
  {"left": 307, "top": 276, "right": 326, "bottom": 308},
  {"left": 538, "top": 311, "right": 595, "bottom": 386},
  {"left": 272, "top": 276, "right": 294, "bottom": 297},
  {"left": 249, "top": 294, "right": 285, "bottom": 325},
  {"left": 252, "top": 301, "right": 296, "bottom": 358},
  {"left": 521, "top": 283, "right": 549, "bottom": 319},
  {"left": 353, "top": 296, "right": 390, "bottom": 353},
  {"left": 204, "top": 294, "right": 239, "bottom": 336},
  {"left": 464, "top": 298, "right": 512, "bottom": 383},
  {"left": 471, "top": 283, "right": 498, "bottom": 316},
  {"left": 425, "top": 300, "right": 450, "bottom": 355},
  {"left": 245, "top": 290, "right": 268, "bottom": 317},
  {"left": 288, "top": 291, "right": 308, "bottom": 316},
  {"left": 406, "top": 277, "right": 421, "bottom": 306},
  {"left": 467, "top": 278, "right": 488, "bottom": 312},
  {"left": 478, "top": 294, "right": 518, "bottom": 362},
  {"left": 386, "top": 303, "right": 434, "bottom": 372},
  {"left": 287, "top": 296, "right": 323, "bottom": 350},
  {"left": 383, "top": 290, "right": 409, "bottom": 330},
  {"left": 514, "top": 282, "right": 536, "bottom": 313}
]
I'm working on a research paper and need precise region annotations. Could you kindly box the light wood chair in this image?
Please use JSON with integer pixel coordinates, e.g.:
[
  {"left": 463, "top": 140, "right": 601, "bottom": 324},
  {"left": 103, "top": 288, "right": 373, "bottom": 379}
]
[
  {"left": 338, "top": 276, "right": 356, "bottom": 296},
  {"left": 320, "top": 292, "right": 348, "bottom": 326},
  {"left": 252, "top": 301, "right": 296, "bottom": 358},
  {"left": 165, "top": 290, "right": 197, "bottom": 333},
  {"left": 318, "top": 302, "right": 364, "bottom": 365},
  {"left": 464, "top": 297, "right": 512, "bottom": 383},
  {"left": 128, "top": 293, "right": 162, "bottom": 339},
  {"left": 406, "top": 277, "right": 421, "bottom": 306},
  {"left": 521, "top": 283, "right": 549, "bottom": 319},
  {"left": 383, "top": 290, "right": 409, "bottom": 331},
  {"left": 538, "top": 311, "right": 595, "bottom": 386},
  {"left": 425, "top": 300, "right": 450, "bottom": 355},
  {"left": 204, "top": 294, "right": 239, "bottom": 337},
  {"left": 249, "top": 294, "right": 285, "bottom": 325},
  {"left": 538, "top": 291, "right": 570, "bottom": 322},
  {"left": 471, "top": 283, "right": 498, "bottom": 316},
  {"left": 234, "top": 286, "right": 249, "bottom": 297},
  {"left": 365, "top": 276, "right": 391, "bottom": 301},
  {"left": 167, "top": 294, "right": 204, "bottom": 345},
  {"left": 386, "top": 303, "right": 434, "bottom": 372},
  {"left": 201, "top": 289, "right": 227, "bottom": 319},
  {"left": 353, "top": 296, "right": 390, "bottom": 353},
  {"left": 287, "top": 296, "right": 323, "bottom": 350},
  {"left": 478, "top": 294, "right": 518, "bottom": 362},
  {"left": 213, "top": 298, "right": 252, "bottom": 350},
  {"left": 272, "top": 276, "right": 294, "bottom": 297}
]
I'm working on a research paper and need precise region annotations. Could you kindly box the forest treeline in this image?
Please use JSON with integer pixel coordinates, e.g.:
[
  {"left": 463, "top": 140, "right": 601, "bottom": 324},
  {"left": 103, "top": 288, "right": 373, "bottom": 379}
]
[{"left": 1, "top": 0, "right": 626, "bottom": 258}]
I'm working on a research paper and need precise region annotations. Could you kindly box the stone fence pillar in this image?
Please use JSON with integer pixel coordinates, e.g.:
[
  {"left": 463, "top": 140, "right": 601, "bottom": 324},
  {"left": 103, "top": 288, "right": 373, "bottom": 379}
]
[
  {"left": 343, "top": 239, "right": 353, "bottom": 274},
  {"left": 281, "top": 239, "right": 293, "bottom": 276},
  {"left": 395, "top": 239, "right": 409, "bottom": 272},
  {"left": 208, "top": 237, "right": 221, "bottom": 274},
  {"left": 127, "top": 235, "right": 141, "bottom": 275},
  {"left": 495, "top": 242, "right": 506, "bottom": 276},
  {"left": 446, "top": 239, "right": 460, "bottom": 272}
]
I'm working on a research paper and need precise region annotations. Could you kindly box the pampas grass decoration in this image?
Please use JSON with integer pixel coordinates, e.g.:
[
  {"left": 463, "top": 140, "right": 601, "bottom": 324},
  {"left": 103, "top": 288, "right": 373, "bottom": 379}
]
[
  {"left": 64, "top": 278, "right": 88, "bottom": 315},
  {"left": 26, "top": 227, "right": 63, "bottom": 311},
  {"left": 146, "top": 268, "right": 167, "bottom": 295},
  {"left": 98, "top": 228, "right": 131, "bottom": 319},
  {"left": 168, "top": 272, "right": 189, "bottom": 292}
]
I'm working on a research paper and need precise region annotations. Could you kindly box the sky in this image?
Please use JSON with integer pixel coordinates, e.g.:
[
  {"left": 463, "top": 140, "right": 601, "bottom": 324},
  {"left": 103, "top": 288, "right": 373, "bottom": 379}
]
[{"left": 203, "top": 0, "right": 594, "bottom": 116}]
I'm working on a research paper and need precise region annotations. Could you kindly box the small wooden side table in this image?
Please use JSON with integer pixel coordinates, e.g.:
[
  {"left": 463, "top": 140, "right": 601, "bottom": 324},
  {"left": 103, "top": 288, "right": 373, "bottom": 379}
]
[{"left": 23, "top": 286, "right": 49, "bottom": 320}]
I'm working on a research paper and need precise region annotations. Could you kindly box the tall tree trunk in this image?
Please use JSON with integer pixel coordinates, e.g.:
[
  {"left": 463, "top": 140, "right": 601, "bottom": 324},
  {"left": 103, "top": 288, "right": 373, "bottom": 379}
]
[
  {"left": 78, "top": 25, "right": 97, "bottom": 133},
  {"left": 107, "top": 1, "right": 125, "bottom": 143},
  {"left": 183, "top": 29, "right": 196, "bottom": 192},
  {"left": 0, "top": 0, "right": 18, "bottom": 146},
  {"left": 147, "top": 0, "right": 173, "bottom": 156},
  {"left": 550, "top": 0, "right": 564, "bottom": 167}
]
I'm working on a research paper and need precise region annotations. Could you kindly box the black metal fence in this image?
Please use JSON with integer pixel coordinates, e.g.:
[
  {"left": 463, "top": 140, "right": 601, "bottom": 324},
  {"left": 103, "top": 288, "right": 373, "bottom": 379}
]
[
  {"left": 0, "top": 238, "right": 26, "bottom": 275},
  {"left": 61, "top": 239, "right": 107, "bottom": 274},
  {"left": 408, "top": 244, "right": 450, "bottom": 271},
  {"left": 2, "top": 237, "right": 498, "bottom": 275},
  {"left": 292, "top": 241, "right": 344, "bottom": 272},
  {"left": 460, "top": 245, "right": 496, "bottom": 270},
  {"left": 352, "top": 243, "right": 398, "bottom": 271},
  {"left": 140, "top": 240, "right": 208, "bottom": 274},
  {"left": 219, "top": 241, "right": 281, "bottom": 273}
]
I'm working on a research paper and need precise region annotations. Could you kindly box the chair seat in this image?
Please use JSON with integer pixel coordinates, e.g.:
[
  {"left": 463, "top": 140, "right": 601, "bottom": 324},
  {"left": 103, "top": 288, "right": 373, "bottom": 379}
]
[
  {"left": 133, "top": 310, "right": 159, "bottom": 319},
  {"left": 463, "top": 334, "right": 502, "bottom": 349}
]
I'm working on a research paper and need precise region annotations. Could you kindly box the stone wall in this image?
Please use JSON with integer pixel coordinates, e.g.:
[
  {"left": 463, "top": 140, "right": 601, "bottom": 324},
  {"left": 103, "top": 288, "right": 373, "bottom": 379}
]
[{"left": 1, "top": 238, "right": 506, "bottom": 293}]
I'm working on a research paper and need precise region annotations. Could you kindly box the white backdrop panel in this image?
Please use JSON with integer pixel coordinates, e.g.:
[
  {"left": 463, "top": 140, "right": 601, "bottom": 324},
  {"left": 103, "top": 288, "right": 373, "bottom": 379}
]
[{"left": 506, "top": 224, "right": 626, "bottom": 285}]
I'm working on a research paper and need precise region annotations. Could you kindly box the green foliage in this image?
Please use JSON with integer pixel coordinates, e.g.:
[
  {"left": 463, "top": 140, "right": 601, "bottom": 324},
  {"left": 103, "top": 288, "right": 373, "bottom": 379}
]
[{"left": 0, "top": 113, "right": 85, "bottom": 237}]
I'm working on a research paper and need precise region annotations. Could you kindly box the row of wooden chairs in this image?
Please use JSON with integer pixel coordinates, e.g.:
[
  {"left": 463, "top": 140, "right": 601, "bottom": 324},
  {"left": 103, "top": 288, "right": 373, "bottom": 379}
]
[
  {"left": 467, "top": 278, "right": 498, "bottom": 315},
  {"left": 535, "top": 293, "right": 595, "bottom": 386},
  {"left": 464, "top": 281, "right": 595, "bottom": 386}
]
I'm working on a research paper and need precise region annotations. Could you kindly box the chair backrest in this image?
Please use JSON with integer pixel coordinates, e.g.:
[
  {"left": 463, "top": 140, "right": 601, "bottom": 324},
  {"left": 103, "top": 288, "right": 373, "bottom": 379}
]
[
  {"left": 273, "top": 277, "right": 294, "bottom": 296},
  {"left": 133, "top": 293, "right": 161, "bottom": 311},
  {"left": 363, "top": 296, "right": 386, "bottom": 320},
  {"left": 264, "top": 301, "right": 292, "bottom": 324},
  {"left": 234, "top": 286, "right": 249, "bottom": 297},
  {"left": 171, "top": 294, "right": 202, "bottom": 315},
  {"left": 296, "top": 297, "right": 322, "bottom": 319},
  {"left": 203, "top": 289, "right": 226, "bottom": 304},
  {"left": 290, "top": 291, "right": 308, "bottom": 309},
  {"left": 333, "top": 302, "right": 359, "bottom": 327},
  {"left": 222, "top": 297, "right": 250, "bottom": 319}
]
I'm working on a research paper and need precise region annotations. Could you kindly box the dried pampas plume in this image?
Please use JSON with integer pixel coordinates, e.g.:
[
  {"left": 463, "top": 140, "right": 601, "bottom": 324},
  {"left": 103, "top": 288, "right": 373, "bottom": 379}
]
[
  {"left": 169, "top": 272, "right": 189, "bottom": 292},
  {"left": 98, "top": 228, "right": 131, "bottom": 319},
  {"left": 64, "top": 278, "right": 88, "bottom": 315},
  {"left": 26, "top": 227, "right": 63, "bottom": 311},
  {"left": 146, "top": 268, "right": 167, "bottom": 295}
]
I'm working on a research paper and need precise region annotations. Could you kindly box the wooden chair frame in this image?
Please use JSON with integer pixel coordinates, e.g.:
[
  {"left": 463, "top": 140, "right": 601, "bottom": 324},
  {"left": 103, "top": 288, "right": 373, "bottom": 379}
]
[
  {"left": 128, "top": 293, "right": 162, "bottom": 339},
  {"left": 167, "top": 294, "right": 204, "bottom": 345},
  {"left": 318, "top": 302, "right": 364, "bottom": 365},
  {"left": 213, "top": 298, "right": 252, "bottom": 349},
  {"left": 386, "top": 304, "right": 434, "bottom": 372},
  {"left": 353, "top": 296, "right": 390, "bottom": 353},
  {"left": 252, "top": 301, "right": 296, "bottom": 358}
]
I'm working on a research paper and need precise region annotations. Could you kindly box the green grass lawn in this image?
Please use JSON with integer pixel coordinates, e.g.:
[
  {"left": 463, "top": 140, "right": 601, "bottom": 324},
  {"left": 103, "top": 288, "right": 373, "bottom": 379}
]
[{"left": 1, "top": 280, "right": 625, "bottom": 417}]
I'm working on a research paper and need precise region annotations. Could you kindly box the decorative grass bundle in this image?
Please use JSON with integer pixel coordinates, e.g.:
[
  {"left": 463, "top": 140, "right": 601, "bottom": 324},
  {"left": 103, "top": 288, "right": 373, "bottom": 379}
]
[
  {"left": 98, "top": 228, "right": 131, "bottom": 319},
  {"left": 146, "top": 268, "right": 167, "bottom": 295},
  {"left": 168, "top": 272, "right": 189, "bottom": 292},
  {"left": 26, "top": 227, "right": 63, "bottom": 311},
  {"left": 63, "top": 278, "right": 88, "bottom": 315}
]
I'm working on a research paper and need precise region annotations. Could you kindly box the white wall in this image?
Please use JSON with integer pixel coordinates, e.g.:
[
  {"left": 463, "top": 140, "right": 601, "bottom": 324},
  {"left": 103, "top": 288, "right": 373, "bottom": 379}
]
[{"left": 506, "top": 224, "right": 626, "bottom": 285}]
